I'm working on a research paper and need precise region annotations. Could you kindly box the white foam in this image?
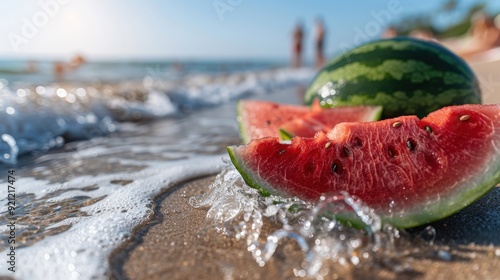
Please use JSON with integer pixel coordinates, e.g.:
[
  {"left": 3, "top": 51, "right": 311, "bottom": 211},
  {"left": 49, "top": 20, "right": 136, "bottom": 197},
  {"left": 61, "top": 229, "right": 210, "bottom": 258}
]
[{"left": 0, "top": 154, "right": 224, "bottom": 280}]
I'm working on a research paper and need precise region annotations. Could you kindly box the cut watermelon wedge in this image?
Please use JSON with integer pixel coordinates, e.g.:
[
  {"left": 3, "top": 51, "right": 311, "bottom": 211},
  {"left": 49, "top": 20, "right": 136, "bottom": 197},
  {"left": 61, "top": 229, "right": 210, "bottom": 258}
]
[
  {"left": 279, "top": 106, "right": 383, "bottom": 140},
  {"left": 228, "top": 104, "right": 500, "bottom": 228},
  {"left": 237, "top": 100, "right": 382, "bottom": 143},
  {"left": 238, "top": 100, "right": 309, "bottom": 144}
]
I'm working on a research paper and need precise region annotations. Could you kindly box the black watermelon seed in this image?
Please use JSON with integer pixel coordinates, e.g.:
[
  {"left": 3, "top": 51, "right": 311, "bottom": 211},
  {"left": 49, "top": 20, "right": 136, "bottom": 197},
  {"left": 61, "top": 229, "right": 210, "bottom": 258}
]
[
  {"left": 331, "top": 159, "right": 344, "bottom": 175},
  {"left": 341, "top": 146, "right": 350, "bottom": 157},
  {"left": 407, "top": 139, "right": 416, "bottom": 151},
  {"left": 425, "top": 126, "right": 433, "bottom": 133},
  {"left": 353, "top": 137, "right": 363, "bottom": 147}
]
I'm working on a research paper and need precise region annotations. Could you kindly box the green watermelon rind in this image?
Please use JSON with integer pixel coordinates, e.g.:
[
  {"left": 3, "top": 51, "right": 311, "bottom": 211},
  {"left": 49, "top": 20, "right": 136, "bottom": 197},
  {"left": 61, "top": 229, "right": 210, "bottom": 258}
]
[
  {"left": 236, "top": 100, "right": 251, "bottom": 144},
  {"left": 278, "top": 106, "right": 384, "bottom": 140},
  {"left": 279, "top": 129, "right": 294, "bottom": 141},
  {"left": 227, "top": 146, "right": 273, "bottom": 197},
  {"left": 386, "top": 160, "right": 500, "bottom": 228},
  {"left": 227, "top": 142, "right": 500, "bottom": 229}
]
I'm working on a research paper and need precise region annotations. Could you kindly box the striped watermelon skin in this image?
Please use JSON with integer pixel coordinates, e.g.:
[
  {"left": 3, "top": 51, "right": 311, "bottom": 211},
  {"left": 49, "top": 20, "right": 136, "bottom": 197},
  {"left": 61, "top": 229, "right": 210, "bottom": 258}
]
[{"left": 304, "top": 37, "right": 481, "bottom": 119}]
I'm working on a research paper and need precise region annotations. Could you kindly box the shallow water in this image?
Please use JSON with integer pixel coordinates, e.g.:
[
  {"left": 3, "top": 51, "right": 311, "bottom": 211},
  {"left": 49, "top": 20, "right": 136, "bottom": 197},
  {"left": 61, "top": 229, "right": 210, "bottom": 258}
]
[
  {"left": 0, "top": 64, "right": 314, "bottom": 279},
  {"left": 0, "top": 102, "right": 239, "bottom": 279},
  {"left": 0, "top": 66, "right": 313, "bottom": 164}
]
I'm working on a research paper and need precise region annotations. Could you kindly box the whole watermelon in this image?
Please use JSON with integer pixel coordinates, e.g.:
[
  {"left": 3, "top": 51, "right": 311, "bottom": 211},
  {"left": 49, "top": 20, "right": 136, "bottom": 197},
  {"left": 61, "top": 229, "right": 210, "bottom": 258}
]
[{"left": 304, "top": 37, "right": 481, "bottom": 119}]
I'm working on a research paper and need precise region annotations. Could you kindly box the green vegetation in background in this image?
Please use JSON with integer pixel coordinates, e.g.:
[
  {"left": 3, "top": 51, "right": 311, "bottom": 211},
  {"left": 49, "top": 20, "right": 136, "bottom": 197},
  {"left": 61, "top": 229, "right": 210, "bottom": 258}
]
[{"left": 394, "top": 1, "right": 496, "bottom": 39}]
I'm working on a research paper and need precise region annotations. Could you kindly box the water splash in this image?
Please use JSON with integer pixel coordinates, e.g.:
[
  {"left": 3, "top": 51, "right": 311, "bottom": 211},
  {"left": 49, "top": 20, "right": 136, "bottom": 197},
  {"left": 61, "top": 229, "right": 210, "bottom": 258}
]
[
  {"left": 0, "top": 67, "right": 314, "bottom": 164},
  {"left": 1, "top": 134, "right": 18, "bottom": 164},
  {"left": 190, "top": 166, "right": 440, "bottom": 278}
]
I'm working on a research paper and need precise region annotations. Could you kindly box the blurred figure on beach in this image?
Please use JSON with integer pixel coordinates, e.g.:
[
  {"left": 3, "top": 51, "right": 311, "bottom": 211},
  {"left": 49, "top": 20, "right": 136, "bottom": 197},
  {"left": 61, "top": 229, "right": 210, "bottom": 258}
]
[
  {"left": 53, "top": 54, "right": 86, "bottom": 78},
  {"left": 382, "top": 26, "right": 397, "bottom": 38},
  {"left": 292, "top": 21, "right": 304, "bottom": 68},
  {"left": 409, "top": 29, "right": 435, "bottom": 41},
  {"left": 314, "top": 17, "right": 326, "bottom": 69},
  {"left": 53, "top": 61, "right": 65, "bottom": 78},
  {"left": 455, "top": 12, "right": 500, "bottom": 60},
  {"left": 69, "top": 55, "right": 86, "bottom": 69}
]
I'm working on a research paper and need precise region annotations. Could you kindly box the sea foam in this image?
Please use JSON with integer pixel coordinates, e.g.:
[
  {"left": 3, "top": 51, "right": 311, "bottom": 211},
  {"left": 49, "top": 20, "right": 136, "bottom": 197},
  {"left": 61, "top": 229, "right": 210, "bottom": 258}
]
[{"left": 0, "top": 153, "right": 224, "bottom": 279}]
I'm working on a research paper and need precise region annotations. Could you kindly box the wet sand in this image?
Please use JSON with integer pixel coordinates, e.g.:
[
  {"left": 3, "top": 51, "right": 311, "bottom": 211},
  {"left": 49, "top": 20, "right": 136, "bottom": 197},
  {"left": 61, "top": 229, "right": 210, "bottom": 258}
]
[
  {"left": 112, "top": 176, "right": 303, "bottom": 280},
  {"left": 112, "top": 175, "right": 500, "bottom": 280}
]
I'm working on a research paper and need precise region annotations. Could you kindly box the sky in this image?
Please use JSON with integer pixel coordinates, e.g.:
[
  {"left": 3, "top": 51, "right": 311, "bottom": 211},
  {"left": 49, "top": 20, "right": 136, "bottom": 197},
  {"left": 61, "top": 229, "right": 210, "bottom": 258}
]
[{"left": 0, "top": 0, "right": 499, "bottom": 61}]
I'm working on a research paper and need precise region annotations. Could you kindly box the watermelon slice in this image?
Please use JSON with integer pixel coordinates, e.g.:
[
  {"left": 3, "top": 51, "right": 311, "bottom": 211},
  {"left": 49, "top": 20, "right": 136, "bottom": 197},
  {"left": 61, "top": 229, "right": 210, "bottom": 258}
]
[
  {"left": 237, "top": 100, "right": 382, "bottom": 143},
  {"left": 227, "top": 104, "right": 500, "bottom": 228},
  {"left": 279, "top": 106, "right": 383, "bottom": 140}
]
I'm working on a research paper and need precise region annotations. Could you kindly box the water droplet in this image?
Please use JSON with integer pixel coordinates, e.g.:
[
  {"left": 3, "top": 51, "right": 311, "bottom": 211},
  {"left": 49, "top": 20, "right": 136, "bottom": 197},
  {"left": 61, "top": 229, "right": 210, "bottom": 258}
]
[
  {"left": 36, "top": 86, "right": 46, "bottom": 94},
  {"left": 76, "top": 88, "right": 86, "bottom": 97},
  {"left": 71, "top": 271, "right": 80, "bottom": 279},
  {"left": 56, "top": 88, "right": 67, "bottom": 98},
  {"left": 6, "top": 107, "right": 15, "bottom": 114},
  {"left": 349, "top": 238, "right": 361, "bottom": 248},
  {"left": 0, "top": 79, "right": 8, "bottom": 89},
  {"left": 66, "top": 94, "right": 76, "bottom": 103},
  {"left": 16, "top": 89, "right": 26, "bottom": 97},
  {"left": 419, "top": 226, "right": 436, "bottom": 244},
  {"left": 437, "top": 250, "right": 451, "bottom": 261}
]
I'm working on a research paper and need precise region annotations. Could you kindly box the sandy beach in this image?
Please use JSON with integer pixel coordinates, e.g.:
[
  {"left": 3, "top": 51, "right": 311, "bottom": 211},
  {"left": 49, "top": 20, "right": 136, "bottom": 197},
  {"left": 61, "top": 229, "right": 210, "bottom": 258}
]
[{"left": 112, "top": 176, "right": 500, "bottom": 280}]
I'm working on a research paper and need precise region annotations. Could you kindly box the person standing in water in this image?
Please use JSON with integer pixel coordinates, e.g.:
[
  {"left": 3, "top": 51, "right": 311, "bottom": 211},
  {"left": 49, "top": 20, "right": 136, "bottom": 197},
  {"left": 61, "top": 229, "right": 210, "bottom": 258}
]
[
  {"left": 292, "top": 22, "right": 304, "bottom": 68},
  {"left": 314, "top": 17, "right": 326, "bottom": 69}
]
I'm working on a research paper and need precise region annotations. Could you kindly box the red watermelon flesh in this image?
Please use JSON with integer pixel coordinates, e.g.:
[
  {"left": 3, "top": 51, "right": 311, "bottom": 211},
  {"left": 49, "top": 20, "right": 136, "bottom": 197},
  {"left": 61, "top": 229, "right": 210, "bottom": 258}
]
[
  {"left": 279, "top": 106, "right": 383, "bottom": 140},
  {"left": 238, "top": 100, "right": 382, "bottom": 143},
  {"left": 238, "top": 100, "right": 310, "bottom": 144},
  {"left": 227, "top": 104, "right": 500, "bottom": 228}
]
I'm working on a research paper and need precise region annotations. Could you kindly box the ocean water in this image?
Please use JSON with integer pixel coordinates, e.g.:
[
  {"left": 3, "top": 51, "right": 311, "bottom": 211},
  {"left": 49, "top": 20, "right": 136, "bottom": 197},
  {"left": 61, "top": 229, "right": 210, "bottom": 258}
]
[
  {"left": 0, "top": 60, "right": 313, "bottom": 165},
  {"left": 0, "top": 60, "right": 316, "bottom": 279}
]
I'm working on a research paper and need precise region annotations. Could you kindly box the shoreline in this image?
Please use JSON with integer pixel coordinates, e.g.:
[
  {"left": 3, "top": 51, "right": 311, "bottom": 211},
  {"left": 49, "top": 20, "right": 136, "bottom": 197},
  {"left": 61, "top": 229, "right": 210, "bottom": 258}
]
[
  {"left": 112, "top": 175, "right": 500, "bottom": 280},
  {"left": 108, "top": 175, "right": 216, "bottom": 279}
]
